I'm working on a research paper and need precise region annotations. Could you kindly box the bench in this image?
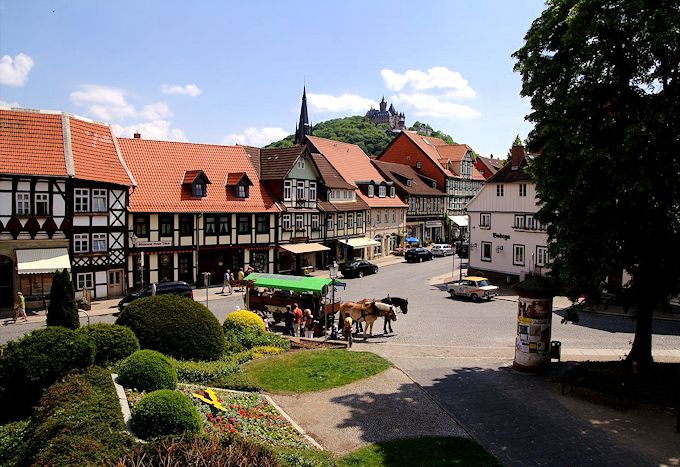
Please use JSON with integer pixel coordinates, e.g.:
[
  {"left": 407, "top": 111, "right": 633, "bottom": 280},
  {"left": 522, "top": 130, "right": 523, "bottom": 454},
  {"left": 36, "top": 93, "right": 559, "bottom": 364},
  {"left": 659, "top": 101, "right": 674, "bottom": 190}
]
[{"left": 558, "top": 366, "right": 636, "bottom": 408}]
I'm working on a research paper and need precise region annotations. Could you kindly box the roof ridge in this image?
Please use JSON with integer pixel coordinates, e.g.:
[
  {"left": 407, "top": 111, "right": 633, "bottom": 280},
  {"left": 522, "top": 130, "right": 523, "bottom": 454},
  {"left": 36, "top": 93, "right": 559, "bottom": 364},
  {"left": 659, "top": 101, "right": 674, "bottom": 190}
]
[{"left": 61, "top": 114, "right": 75, "bottom": 177}]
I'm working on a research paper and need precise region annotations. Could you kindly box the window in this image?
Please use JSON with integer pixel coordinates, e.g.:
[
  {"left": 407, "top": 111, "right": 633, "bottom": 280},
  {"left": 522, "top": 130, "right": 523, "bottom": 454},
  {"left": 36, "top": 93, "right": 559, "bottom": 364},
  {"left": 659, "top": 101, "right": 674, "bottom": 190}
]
[
  {"left": 75, "top": 188, "right": 90, "bottom": 212},
  {"left": 337, "top": 213, "right": 345, "bottom": 230},
  {"left": 16, "top": 193, "right": 30, "bottom": 215},
  {"left": 513, "top": 244, "right": 525, "bottom": 266},
  {"left": 35, "top": 193, "right": 49, "bottom": 216},
  {"left": 76, "top": 272, "right": 94, "bottom": 290},
  {"left": 204, "top": 215, "right": 217, "bottom": 234},
  {"left": 237, "top": 184, "right": 247, "bottom": 198},
  {"left": 92, "top": 233, "right": 107, "bottom": 252},
  {"left": 256, "top": 214, "right": 269, "bottom": 234},
  {"left": 326, "top": 214, "right": 333, "bottom": 230},
  {"left": 480, "top": 213, "right": 491, "bottom": 229},
  {"left": 238, "top": 214, "right": 251, "bottom": 234},
  {"left": 283, "top": 214, "right": 292, "bottom": 231},
  {"left": 180, "top": 214, "right": 194, "bottom": 236},
  {"left": 284, "top": 181, "right": 292, "bottom": 200},
  {"left": 536, "top": 246, "right": 549, "bottom": 267},
  {"left": 496, "top": 184, "right": 504, "bottom": 197},
  {"left": 218, "top": 216, "right": 230, "bottom": 234},
  {"left": 376, "top": 211, "right": 381, "bottom": 224},
  {"left": 134, "top": 214, "right": 149, "bottom": 236},
  {"left": 348, "top": 214, "right": 354, "bottom": 229},
  {"left": 295, "top": 214, "right": 304, "bottom": 230},
  {"left": 296, "top": 181, "right": 305, "bottom": 200},
  {"left": 74, "top": 233, "right": 89, "bottom": 253},
  {"left": 192, "top": 182, "right": 206, "bottom": 197},
  {"left": 311, "top": 214, "right": 320, "bottom": 230},
  {"left": 416, "top": 161, "right": 421, "bottom": 169},
  {"left": 481, "top": 241, "right": 492, "bottom": 262},
  {"left": 390, "top": 186, "right": 395, "bottom": 197},
  {"left": 367, "top": 185, "right": 374, "bottom": 197},
  {"left": 519, "top": 184, "right": 527, "bottom": 197},
  {"left": 379, "top": 185, "right": 386, "bottom": 197},
  {"left": 297, "top": 158, "right": 305, "bottom": 169},
  {"left": 159, "top": 214, "right": 173, "bottom": 237},
  {"left": 309, "top": 182, "right": 317, "bottom": 201},
  {"left": 514, "top": 215, "right": 525, "bottom": 229},
  {"left": 356, "top": 213, "right": 363, "bottom": 228},
  {"left": 392, "top": 210, "right": 396, "bottom": 223},
  {"left": 92, "top": 189, "right": 107, "bottom": 212}
]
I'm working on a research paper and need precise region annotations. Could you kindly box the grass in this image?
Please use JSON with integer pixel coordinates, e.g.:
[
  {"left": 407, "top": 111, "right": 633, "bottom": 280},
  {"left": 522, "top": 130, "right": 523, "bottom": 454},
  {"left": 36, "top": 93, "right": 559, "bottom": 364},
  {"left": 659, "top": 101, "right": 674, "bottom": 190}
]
[
  {"left": 241, "top": 349, "right": 391, "bottom": 393},
  {"left": 338, "top": 437, "right": 501, "bottom": 467}
]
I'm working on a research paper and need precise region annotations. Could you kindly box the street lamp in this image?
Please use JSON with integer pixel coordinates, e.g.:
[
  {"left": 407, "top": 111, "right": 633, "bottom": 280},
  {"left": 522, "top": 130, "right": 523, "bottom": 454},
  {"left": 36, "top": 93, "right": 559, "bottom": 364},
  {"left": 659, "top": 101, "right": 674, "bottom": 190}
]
[{"left": 328, "top": 261, "right": 338, "bottom": 338}]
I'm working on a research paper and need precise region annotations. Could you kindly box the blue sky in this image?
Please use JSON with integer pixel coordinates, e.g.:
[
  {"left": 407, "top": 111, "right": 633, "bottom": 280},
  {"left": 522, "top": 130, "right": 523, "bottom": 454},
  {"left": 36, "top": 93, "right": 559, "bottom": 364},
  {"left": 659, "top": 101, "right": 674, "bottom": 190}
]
[{"left": 0, "top": 0, "right": 545, "bottom": 157}]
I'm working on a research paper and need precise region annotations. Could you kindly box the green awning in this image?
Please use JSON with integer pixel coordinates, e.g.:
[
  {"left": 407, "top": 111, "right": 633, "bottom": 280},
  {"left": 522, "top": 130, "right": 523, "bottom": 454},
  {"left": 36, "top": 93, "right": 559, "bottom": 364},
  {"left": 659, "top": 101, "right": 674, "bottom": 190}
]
[{"left": 245, "top": 273, "right": 333, "bottom": 294}]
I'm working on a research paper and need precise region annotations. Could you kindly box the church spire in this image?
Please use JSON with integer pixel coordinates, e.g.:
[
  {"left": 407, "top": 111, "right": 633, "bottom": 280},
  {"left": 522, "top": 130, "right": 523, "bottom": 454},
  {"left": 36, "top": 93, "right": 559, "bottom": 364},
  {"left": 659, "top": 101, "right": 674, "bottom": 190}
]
[{"left": 295, "top": 86, "right": 312, "bottom": 144}]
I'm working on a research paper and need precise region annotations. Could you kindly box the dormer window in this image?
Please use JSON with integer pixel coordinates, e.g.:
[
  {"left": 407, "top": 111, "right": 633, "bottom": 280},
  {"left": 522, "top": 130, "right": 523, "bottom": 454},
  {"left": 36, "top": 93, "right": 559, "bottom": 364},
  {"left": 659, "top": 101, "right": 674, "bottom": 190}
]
[
  {"left": 431, "top": 181, "right": 436, "bottom": 189},
  {"left": 237, "top": 185, "right": 247, "bottom": 198},
  {"left": 193, "top": 183, "right": 206, "bottom": 197},
  {"left": 183, "top": 170, "right": 211, "bottom": 198},
  {"left": 416, "top": 161, "right": 422, "bottom": 169},
  {"left": 368, "top": 185, "right": 375, "bottom": 197},
  {"left": 406, "top": 180, "right": 413, "bottom": 187},
  {"left": 225, "top": 172, "right": 253, "bottom": 199},
  {"left": 379, "top": 185, "right": 386, "bottom": 197},
  {"left": 390, "top": 186, "right": 395, "bottom": 197}
]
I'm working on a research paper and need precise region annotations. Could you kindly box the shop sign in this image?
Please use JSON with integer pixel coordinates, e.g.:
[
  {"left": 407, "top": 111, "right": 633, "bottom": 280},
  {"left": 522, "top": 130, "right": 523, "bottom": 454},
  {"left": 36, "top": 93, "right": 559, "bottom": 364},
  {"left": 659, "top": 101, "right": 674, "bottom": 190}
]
[
  {"left": 492, "top": 233, "right": 510, "bottom": 240},
  {"left": 136, "top": 240, "right": 172, "bottom": 247},
  {"left": 425, "top": 221, "right": 442, "bottom": 227}
]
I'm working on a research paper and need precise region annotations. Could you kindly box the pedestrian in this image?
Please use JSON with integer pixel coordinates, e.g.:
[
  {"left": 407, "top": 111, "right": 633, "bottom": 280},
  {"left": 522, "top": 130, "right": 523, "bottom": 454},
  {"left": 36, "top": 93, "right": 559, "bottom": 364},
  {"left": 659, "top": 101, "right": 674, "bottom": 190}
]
[
  {"left": 262, "top": 313, "right": 270, "bottom": 332},
  {"left": 221, "top": 270, "right": 233, "bottom": 294},
  {"left": 303, "top": 309, "right": 314, "bottom": 338},
  {"left": 14, "top": 291, "right": 27, "bottom": 323},
  {"left": 293, "top": 303, "right": 303, "bottom": 337},
  {"left": 237, "top": 267, "right": 245, "bottom": 291},
  {"left": 330, "top": 322, "right": 339, "bottom": 340},
  {"left": 283, "top": 305, "right": 295, "bottom": 336},
  {"left": 342, "top": 315, "right": 353, "bottom": 348}
]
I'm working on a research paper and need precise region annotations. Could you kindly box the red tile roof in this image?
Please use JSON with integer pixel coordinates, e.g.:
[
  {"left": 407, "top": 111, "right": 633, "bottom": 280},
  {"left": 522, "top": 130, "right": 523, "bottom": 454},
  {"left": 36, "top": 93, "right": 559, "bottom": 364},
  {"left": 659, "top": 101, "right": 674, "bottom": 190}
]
[
  {"left": 306, "top": 136, "right": 407, "bottom": 208},
  {"left": 118, "top": 138, "right": 279, "bottom": 213},
  {"left": 372, "top": 160, "right": 444, "bottom": 196},
  {"left": 225, "top": 172, "right": 250, "bottom": 186},
  {"left": 0, "top": 108, "right": 134, "bottom": 186},
  {"left": 182, "top": 170, "right": 208, "bottom": 184},
  {"left": 400, "top": 131, "right": 456, "bottom": 178}
]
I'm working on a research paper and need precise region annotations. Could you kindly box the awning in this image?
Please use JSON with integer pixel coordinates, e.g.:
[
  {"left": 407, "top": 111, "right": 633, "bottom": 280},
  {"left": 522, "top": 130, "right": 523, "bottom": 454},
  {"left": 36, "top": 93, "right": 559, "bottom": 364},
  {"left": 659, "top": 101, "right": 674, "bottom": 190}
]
[
  {"left": 449, "top": 215, "right": 469, "bottom": 227},
  {"left": 16, "top": 248, "right": 71, "bottom": 274},
  {"left": 405, "top": 237, "right": 419, "bottom": 243},
  {"left": 338, "top": 237, "right": 381, "bottom": 249},
  {"left": 245, "top": 272, "right": 333, "bottom": 294},
  {"left": 279, "top": 243, "right": 330, "bottom": 254}
]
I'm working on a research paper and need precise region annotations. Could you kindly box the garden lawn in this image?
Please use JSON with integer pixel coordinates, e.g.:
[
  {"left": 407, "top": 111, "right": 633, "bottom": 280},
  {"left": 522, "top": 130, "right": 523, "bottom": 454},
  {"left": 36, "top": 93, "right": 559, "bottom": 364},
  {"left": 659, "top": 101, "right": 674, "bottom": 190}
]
[
  {"left": 241, "top": 349, "right": 391, "bottom": 393},
  {"left": 338, "top": 437, "right": 500, "bottom": 467}
]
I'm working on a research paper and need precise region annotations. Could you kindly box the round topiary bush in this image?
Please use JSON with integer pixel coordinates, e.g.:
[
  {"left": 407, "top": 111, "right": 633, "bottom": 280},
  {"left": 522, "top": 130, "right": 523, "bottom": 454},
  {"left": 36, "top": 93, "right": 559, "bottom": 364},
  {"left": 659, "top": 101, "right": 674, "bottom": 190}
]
[
  {"left": 223, "top": 310, "right": 265, "bottom": 335},
  {"left": 130, "top": 389, "right": 202, "bottom": 440},
  {"left": 77, "top": 323, "right": 140, "bottom": 365},
  {"left": 117, "top": 350, "right": 177, "bottom": 391},
  {"left": 116, "top": 295, "right": 224, "bottom": 361},
  {"left": 0, "top": 327, "right": 95, "bottom": 421}
]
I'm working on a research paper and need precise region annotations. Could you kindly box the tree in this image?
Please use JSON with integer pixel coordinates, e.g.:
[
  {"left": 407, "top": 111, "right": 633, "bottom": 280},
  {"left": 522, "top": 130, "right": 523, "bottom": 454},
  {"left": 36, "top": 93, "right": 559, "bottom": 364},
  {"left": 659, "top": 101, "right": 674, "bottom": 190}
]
[
  {"left": 505, "top": 135, "right": 523, "bottom": 160},
  {"left": 47, "top": 269, "right": 80, "bottom": 329},
  {"left": 514, "top": 0, "right": 680, "bottom": 369}
]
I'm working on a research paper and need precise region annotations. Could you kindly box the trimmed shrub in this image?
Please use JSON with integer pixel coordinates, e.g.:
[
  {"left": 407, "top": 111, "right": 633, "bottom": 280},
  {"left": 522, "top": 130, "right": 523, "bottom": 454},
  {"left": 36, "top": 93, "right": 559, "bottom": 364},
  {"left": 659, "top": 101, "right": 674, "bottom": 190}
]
[
  {"left": 0, "top": 327, "right": 95, "bottom": 421},
  {"left": 0, "top": 419, "right": 28, "bottom": 466},
  {"left": 46, "top": 269, "right": 79, "bottom": 329},
  {"left": 118, "top": 350, "right": 177, "bottom": 391},
  {"left": 130, "top": 389, "right": 202, "bottom": 439},
  {"left": 224, "top": 326, "right": 291, "bottom": 352},
  {"left": 250, "top": 346, "right": 286, "bottom": 359},
  {"left": 171, "top": 358, "right": 240, "bottom": 386},
  {"left": 223, "top": 310, "right": 265, "bottom": 334},
  {"left": 77, "top": 323, "right": 140, "bottom": 365},
  {"left": 117, "top": 295, "right": 224, "bottom": 361}
]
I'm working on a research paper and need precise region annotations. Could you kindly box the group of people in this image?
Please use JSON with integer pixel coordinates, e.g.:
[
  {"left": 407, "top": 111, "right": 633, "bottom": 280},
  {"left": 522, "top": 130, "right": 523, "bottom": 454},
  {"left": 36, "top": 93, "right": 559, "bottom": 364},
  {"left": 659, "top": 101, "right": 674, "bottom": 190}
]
[
  {"left": 282, "top": 303, "right": 315, "bottom": 338},
  {"left": 220, "top": 266, "right": 253, "bottom": 294}
]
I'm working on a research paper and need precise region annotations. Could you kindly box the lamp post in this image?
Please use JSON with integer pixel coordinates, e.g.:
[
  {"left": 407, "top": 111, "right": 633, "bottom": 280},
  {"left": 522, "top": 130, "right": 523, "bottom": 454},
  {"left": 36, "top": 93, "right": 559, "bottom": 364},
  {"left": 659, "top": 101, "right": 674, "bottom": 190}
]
[{"left": 328, "top": 261, "right": 338, "bottom": 338}]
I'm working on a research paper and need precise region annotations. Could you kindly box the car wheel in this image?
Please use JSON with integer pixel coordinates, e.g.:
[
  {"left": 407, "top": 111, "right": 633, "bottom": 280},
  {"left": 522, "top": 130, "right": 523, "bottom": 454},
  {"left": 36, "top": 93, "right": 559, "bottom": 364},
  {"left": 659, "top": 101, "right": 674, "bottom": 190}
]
[
  {"left": 471, "top": 293, "right": 480, "bottom": 303},
  {"left": 358, "top": 271, "right": 364, "bottom": 278},
  {"left": 373, "top": 267, "right": 378, "bottom": 274},
  {"left": 418, "top": 257, "right": 423, "bottom": 263}
]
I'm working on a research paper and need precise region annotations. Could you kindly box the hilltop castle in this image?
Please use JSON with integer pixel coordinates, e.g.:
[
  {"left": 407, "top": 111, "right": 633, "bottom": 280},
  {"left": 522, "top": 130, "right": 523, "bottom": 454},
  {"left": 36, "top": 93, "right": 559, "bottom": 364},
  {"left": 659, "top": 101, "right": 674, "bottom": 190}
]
[{"left": 365, "top": 96, "right": 405, "bottom": 131}]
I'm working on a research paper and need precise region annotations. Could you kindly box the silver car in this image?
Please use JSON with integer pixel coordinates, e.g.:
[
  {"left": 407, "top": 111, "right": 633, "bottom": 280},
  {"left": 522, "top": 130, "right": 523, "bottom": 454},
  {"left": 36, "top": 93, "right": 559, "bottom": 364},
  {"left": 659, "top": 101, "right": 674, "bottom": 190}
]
[{"left": 431, "top": 244, "right": 453, "bottom": 257}]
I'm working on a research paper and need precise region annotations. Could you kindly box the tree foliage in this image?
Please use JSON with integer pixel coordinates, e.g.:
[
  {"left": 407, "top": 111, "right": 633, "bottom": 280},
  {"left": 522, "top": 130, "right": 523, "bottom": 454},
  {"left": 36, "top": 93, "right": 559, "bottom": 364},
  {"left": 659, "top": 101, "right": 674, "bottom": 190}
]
[
  {"left": 46, "top": 269, "right": 79, "bottom": 329},
  {"left": 514, "top": 0, "right": 680, "bottom": 367},
  {"left": 408, "top": 121, "right": 457, "bottom": 145}
]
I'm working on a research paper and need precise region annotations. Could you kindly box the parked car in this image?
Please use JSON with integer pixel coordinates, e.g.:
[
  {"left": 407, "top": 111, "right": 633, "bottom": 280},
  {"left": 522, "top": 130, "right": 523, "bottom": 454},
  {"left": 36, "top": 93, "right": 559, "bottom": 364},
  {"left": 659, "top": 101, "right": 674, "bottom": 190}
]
[
  {"left": 405, "top": 247, "right": 434, "bottom": 263},
  {"left": 454, "top": 241, "right": 469, "bottom": 258},
  {"left": 340, "top": 260, "right": 378, "bottom": 278},
  {"left": 447, "top": 276, "right": 499, "bottom": 302},
  {"left": 117, "top": 281, "right": 193, "bottom": 310},
  {"left": 431, "top": 243, "right": 454, "bottom": 257}
]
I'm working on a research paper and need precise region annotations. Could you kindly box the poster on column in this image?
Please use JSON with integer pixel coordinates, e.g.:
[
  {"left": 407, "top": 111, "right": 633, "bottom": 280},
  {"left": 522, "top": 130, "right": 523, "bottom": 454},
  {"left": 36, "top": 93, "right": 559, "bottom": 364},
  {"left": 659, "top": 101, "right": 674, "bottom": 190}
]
[{"left": 516, "top": 296, "right": 552, "bottom": 356}]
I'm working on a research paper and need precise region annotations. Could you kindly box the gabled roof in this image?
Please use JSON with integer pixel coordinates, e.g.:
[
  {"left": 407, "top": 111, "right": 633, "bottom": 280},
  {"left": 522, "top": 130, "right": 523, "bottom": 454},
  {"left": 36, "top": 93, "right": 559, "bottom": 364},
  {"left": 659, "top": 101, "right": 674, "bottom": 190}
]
[
  {"left": 241, "top": 145, "right": 261, "bottom": 177},
  {"left": 372, "top": 160, "right": 444, "bottom": 196},
  {"left": 477, "top": 155, "right": 502, "bottom": 174},
  {"left": 310, "top": 153, "right": 355, "bottom": 190},
  {"left": 117, "top": 138, "right": 279, "bottom": 213},
  {"left": 225, "top": 172, "right": 252, "bottom": 187},
  {"left": 306, "top": 135, "right": 407, "bottom": 208},
  {"left": 259, "top": 146, "right": 308, "bottom": 181},
  {"left": 0, "top": 108, "right": 135, "bottom": 186},
  {"left": 397, "top": 131, "right": 456, "bottom": 178},
  {"left": 488, "top": 153, "right": 532, "bottom": 183},
  {"left": 182, "top": 170, "right": 211, "bottom": 185}
]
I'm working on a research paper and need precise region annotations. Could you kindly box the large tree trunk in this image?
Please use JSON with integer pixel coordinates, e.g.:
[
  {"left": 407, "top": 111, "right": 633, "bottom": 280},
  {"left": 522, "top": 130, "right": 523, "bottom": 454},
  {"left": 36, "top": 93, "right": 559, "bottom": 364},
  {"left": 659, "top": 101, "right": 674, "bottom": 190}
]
[{"left": 626, "top": 305, "right": 654, "bottom": 371}]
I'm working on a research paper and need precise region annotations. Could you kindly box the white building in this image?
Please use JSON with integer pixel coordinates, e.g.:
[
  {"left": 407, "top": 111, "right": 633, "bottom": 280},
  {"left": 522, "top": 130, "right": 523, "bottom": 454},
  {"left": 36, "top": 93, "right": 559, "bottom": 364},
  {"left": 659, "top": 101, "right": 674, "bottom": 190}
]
[{"left": 466, "top": 145, "right": 549, "bottom": 283}]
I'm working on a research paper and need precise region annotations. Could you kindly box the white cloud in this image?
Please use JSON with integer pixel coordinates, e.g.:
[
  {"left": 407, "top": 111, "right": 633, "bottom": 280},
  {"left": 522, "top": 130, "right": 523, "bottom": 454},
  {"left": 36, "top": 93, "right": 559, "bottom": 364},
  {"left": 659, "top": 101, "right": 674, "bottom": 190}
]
[
  {"left": 160, "top": 84, "right": 202, "bottom": 97},
  {"left": 0, "top": 53, "right": 34, "bottom": 86},
  {"left": 381, "top": 67, "right": 475, "bottom": 98},
  {"left": 0, "top": 100, "right": 21, "bottom": 108},
  {"left": 70, "top": 85, "right": 137, "bottom": 121},
  {"left": 308, "top": 93, "right": 378, "bottom": 113},
  {"left": 223, "top": 127, "right": 289, "bottom": 147},
  {"left": 112, "top": 120, "right": 187, "bottom": 142},
  {"left": 391, "top": 93, "right": 480, "bottom": 119},
  {"left": 139, "top": 102, "right": 172, "bottom": 120}
]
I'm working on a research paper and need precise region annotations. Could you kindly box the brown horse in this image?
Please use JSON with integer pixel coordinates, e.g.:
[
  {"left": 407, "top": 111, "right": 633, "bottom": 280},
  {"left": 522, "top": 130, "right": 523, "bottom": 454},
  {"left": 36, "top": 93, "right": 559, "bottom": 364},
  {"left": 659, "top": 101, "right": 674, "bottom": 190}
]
[{"left": 338, "top": 300, "right": 397, "bottom": 340}]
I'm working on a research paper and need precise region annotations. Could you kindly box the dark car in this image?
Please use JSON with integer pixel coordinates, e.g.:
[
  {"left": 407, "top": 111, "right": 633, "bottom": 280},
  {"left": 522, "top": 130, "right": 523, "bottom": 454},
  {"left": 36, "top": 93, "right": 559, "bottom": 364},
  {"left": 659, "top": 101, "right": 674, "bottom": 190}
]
[
  {"left": 340, "top": 260, "right": 378, "bottom": 278},
  {"left": 405, "top": 247, "right": 434, "bottom": 263},
  {"left": 455, "top": 241, "right": 470, "bottom": 258},
  {"left": 117, "top": 281, "right": 193, "bottom": 311}
]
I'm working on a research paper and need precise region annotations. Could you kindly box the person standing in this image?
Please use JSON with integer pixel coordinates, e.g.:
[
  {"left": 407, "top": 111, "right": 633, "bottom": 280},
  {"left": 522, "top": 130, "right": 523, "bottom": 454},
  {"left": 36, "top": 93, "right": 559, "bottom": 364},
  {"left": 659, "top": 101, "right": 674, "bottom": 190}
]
[
  {"left": 221, "top": 270, "right": 233, "bottom": 294},
  {"left": 283, "top": 305, "right": 295, "bottom": 336},
  {"left": 237, "top": 267, "right": 245, "bottom": 291},
  {"left": 303, "top": 309, "right": 314, "bottom": 338},
  {"left": 342, "top": 315, "right": 353, "bottom": 348},
  {"left": 293, "top": 303, "right": 303, "bottom": 337},
  {"left": 14, "top": 291, "right": 27, "bottom": 323}
]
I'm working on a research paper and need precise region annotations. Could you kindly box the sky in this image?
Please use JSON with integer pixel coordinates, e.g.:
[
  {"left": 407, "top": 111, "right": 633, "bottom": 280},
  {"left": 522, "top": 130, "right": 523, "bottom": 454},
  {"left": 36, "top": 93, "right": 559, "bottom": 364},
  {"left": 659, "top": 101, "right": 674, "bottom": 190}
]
[{"left": 0, "top": 0, "right": 546, "bottom": 158}]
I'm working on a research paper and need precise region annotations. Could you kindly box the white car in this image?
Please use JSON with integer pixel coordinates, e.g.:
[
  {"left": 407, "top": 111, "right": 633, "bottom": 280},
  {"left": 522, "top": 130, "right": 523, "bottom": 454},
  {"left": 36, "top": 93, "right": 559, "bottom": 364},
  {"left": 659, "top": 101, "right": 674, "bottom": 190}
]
[
  {"left": 431, "top": 244, "right": 453, "bottom": 257},
  {"left": 447, "top": 276, "right": 499, "bottom": 302}
]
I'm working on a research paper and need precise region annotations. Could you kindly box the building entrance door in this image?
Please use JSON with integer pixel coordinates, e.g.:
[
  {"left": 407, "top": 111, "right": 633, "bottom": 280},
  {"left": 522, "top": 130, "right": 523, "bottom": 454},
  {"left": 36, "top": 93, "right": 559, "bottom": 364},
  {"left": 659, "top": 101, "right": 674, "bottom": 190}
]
[
  {"left": 107, "top": 269, "right": 124, "bottom": 297},
  {"left": 0, "top": 256, "right": 13, "bottom": 308}
]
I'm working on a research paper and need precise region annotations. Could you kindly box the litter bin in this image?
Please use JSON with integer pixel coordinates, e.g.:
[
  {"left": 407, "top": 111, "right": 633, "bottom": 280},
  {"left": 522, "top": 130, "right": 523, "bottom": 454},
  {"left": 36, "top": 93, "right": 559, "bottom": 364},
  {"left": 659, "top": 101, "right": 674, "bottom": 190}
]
[{"left": 550, "top": 340, "right": 561, "bottom": 362}]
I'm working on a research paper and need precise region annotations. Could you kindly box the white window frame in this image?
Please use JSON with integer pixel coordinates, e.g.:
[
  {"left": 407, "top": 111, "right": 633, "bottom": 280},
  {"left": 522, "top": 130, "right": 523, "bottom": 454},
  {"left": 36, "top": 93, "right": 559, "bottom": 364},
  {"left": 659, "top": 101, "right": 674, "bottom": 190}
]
[
  {"left": 337, "top": 213, "right": 345, "bottom": 230},
  {"left": 481, "top": 241, "right": 492, "bottom": 262},
  {"left": 75, "top": 188, "right": 90, "bottom": 212},
  {"left": 237, "top": 184, "right": 246, "bottom": 198},
  {"left": 515, "top": 215, "right": 525, "bottom": 229},
  {"left": 35, "top": 193, "right": 49, "bottom": 216},
  {"left": 92, "top": 233, "right": 107, "bottom": 252},
  {"left": 416, "top": 161, "right": 422, "bottom": 169},
  {"left": 296, "top": 181, "right": 305, "bottom": 200},
  {"left": 326, "top": 214, "right": 334, "bottom": 231},
  {"left": 311, "top": 214, "right": 320, "bottom": 230},
  {"left": 496, "top": 184, "right": 504, "bottom": 197},
  {"left": 76, "top": 272, "right": 94, "bottom": 290},
  {"left": 16, "top": 192, "right": 30, "bottom": 215},
  {"left": 480, "top": 213, "right": 491, "bottom": 229},
  {"left": 74, "top": 233, "right": 89, "bottom": 253},
  {"left": 295, "top": 214, "right": 304, "bottom": 230},
  {"left": 513, "top": 244, "right": 525, "bottom": 266},
  {"left": 379, "top": 185, "right": 386, "bottom": 197},
  {"left": 92, "top": 189, "right": 107, "bottom": 212},
  {"left": 519, "top": 183, "right": 527, "bottom": 197},
  {"left": 536, "top": 246, "right": 549, "bottom": 267},
  {"left": 283, "top": 214, "right": 292, "bottom": 231},
  {"left": 348, "top": 213, "right": 354, "bottom": 229},
  {"left": 367, "top": 185, "right": 374, "bottom": 197},
  {"left": 297, "top": 158, "right": 305, "bottom": 169},
  {"left": 284, "top": 181, "right": 292, "bottom": 201},
  {"left": 356, "top": 213, "right": 363, "bottom": 228},
  {"left": 309, "top": 181, "right": 316, "bottom": 201}
]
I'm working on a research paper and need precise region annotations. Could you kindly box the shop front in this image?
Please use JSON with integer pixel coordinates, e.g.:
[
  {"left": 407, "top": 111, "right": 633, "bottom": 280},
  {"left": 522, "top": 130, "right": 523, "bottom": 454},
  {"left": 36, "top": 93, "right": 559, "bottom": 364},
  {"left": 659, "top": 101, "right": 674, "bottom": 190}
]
[
  {"left": 449, "top": 215, "right": 469, "bottom": 240},
  {"left": 338, "top": 237, "right": 381, "bottom": 260},
  {"left": 15, "top": 248, "right": 71, "bottom": 311},
  {"left": 278, "top": 243, "right": 330, "bottom": 275},
  {"left": 425, "top": 220, "right": 444, "bottom": 244}
]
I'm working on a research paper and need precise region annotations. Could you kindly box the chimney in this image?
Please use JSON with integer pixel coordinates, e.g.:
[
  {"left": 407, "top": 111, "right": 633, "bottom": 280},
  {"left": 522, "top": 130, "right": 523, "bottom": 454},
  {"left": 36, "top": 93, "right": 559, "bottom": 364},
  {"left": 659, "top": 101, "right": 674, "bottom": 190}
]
[
  {"left": 511, "top": 145, "right": 525, "bottom": 170},
  {"left": 133, "top": 131, "right": 141, "bottom": 139}
]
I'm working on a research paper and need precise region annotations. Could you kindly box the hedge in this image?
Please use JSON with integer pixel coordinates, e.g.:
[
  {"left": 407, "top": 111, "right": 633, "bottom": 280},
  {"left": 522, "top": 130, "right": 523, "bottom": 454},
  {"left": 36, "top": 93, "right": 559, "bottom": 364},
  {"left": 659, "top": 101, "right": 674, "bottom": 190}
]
[
  {"left": 77, "top": 323, "right": 140, "bottom": 365},
  {"left": 117, "top": 349, "right": 177, "bottom": 392}
]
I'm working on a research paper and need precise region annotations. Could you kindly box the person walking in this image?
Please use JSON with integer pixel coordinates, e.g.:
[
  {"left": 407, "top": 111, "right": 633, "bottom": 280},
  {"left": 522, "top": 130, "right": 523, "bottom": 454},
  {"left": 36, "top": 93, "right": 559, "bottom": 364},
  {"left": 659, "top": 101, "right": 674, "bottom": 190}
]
[
  {"left": 293, "top": 303, "right": 303, "bottom": 337},
  {"left": 303, "top": 309, "right": 314, "bottom": 338},
  {"left": 221, "top": 270, "right": 233, "bottom": 294},
  {"left": 342, "top": 315, "right": 353, "bottom": 348},
  {"left": 237, "top": 267, "right": 245, "bottom": 291},
  {"left": 14, "top": 291, "right": 27, "bottom": 323},
  {"left": 283, "top": 305, "right": 295, "bottom": 336}
]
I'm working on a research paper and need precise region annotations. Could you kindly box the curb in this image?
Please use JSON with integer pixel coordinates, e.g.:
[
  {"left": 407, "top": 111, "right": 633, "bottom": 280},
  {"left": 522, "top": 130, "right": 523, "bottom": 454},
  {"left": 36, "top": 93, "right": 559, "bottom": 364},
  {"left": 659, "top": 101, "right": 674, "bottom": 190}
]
[{"left": 264, "top": 394, "right": 324, "bottom": 450}]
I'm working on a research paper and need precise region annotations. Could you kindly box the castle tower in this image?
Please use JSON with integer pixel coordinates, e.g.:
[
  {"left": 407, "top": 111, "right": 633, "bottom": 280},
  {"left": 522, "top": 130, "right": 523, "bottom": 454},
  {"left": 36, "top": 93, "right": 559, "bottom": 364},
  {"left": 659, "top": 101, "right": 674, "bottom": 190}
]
[
  {"left": 295, "top": 86, "right": 312, "bottom": 144},
  {"left": 379, "top": 95, "right": 387, "bottom": 112}
]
